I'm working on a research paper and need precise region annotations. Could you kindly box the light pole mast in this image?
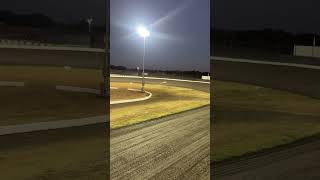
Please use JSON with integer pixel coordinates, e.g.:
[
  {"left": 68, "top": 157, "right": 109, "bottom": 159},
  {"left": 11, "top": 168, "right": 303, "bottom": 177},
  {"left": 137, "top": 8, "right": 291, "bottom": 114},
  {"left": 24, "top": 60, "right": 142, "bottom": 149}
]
[
  {"left": 87, "top": 18, "right": 93, "bottom": 47},
  {"left": 136, "top": 25, "right": 150, "bottom": 93},
  {"left": 104, "top": 2, "right": 110, "bottom": 179},
  {"left": 142, "top": 36, "right": 146, "bottom": 92},
  {"left": 313, "top": 36, "right": 316, "bottom": 57},
  {"left": 101, "top": 3, "right": 109, "bottom": 98}
]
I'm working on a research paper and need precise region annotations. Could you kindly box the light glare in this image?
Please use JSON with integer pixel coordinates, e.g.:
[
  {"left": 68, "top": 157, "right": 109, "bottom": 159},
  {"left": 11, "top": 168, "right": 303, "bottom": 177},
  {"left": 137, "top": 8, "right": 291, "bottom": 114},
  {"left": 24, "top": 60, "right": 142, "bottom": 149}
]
[{"left": 136, "top": 26, "right": 150, "bottom": 38}]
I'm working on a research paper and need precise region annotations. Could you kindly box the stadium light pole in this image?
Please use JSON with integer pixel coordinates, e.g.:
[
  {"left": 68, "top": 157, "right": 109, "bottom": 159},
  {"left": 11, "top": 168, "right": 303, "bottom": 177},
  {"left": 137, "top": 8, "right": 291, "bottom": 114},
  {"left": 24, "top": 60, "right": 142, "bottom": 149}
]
[
  {"left": 136, "top": 25, "right": 150, "bottom": 92},
  {"left": 312, "top": 36, "right": 316, "bottom": 57},
  {"left": 101, "top": 3, "right": 109, "bottom": 99},
  {"left": 87, "top": 18, "right": 93, "bottom": 47}
]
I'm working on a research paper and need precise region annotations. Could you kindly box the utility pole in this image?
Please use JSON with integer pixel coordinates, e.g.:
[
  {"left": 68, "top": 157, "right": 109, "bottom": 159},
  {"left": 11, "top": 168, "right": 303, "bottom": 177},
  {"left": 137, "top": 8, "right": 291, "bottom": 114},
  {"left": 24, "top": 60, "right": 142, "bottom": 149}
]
[
  {"left": 136, "top": 26, "right": 150, "bottom": 93},
  {"left": 101, "top": 3, "right": 109, "bottom": 98},
  {"left": 312, "top": 36, "right": 316, "bottom": 57},
  {"left": 87, "top": 18, "right": 93, "bottom": 47},
  {"left": 142, "top": 36, "right": 146, "bottom": 92},
  {"left": 104, "top": 2, "right": 110, "bottom": 180}
]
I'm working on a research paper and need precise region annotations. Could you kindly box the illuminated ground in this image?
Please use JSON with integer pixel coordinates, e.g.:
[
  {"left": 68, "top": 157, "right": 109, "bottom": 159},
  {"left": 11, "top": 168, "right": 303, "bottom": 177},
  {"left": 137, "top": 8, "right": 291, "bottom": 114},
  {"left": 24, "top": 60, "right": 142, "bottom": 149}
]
[
  {"left": 110, "top": 80, "right": 210, "bottom": 179},
  {"left": 0, "top": 86, "right": 106, "bottom": 126},
  {"left": 110, "top": 86, "right": 147, "bottom": 101},
  {"left": 0, "top": 65, "right": 102, "bottom": 88},
  {"left": 0, "top": 65, "right": 210, "bottom": 179},
  {"left": 0, "top": 124, "right": 108, "bottom": 180},
  {"left": 0, "top": 65, "right": 108, "bottom": 179},
  {"left": 111, "top": 106, "right": 210, "bottom": 179},
  {"left": 212, "top": 80, "right": 320, "bottom": 162},
  {"left": 0, "top": 65, "right": 209, "bottom": 128},
  {"left": 110, "top": 82, "right": 210, "bottom": 129},
  {"left": 0, "top": 65, "right": 105, "bottom": 126}
]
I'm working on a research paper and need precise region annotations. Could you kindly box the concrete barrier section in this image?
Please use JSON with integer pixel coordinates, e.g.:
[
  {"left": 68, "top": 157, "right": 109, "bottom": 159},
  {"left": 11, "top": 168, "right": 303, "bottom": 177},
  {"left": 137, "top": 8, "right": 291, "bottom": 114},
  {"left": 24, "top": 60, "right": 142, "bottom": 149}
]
[{"left": 211, "top": 56, "right": 320, "bottom": 98}]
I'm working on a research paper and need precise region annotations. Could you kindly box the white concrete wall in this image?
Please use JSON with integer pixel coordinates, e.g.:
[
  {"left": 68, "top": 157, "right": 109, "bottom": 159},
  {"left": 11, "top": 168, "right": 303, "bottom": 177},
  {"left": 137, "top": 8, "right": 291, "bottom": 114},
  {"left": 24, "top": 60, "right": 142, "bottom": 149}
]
[
  {"left": 294, "top": 45, "right": 320, "bottom": 58},
  {"left": 0, "top": 46, "right": 105, "bottom": 68},
  {"left": 201, "top": 76, "right": 210, "bottom": 80}
]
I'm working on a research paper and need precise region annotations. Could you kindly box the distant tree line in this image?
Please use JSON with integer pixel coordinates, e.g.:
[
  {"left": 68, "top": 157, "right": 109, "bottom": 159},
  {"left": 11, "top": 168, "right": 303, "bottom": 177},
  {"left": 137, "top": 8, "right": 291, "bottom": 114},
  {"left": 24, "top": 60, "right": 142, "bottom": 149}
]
[
  {"left": 0, "top": 10, "right": 105, "bottom": 31},
  {"left": 0, "top": 10, "right": 106, "bottom": 47},
  {"left": 0, "top": 10, "right": 55, "bottom": 28},
  {"left": 111, "top": 65, "right": 127, "bottom": 70},
  {"left": 111, "top": 64, "right": 209, "bottom": 79},
  {"left": 211, "top": 28, "right": 320, "bottom": 55}
]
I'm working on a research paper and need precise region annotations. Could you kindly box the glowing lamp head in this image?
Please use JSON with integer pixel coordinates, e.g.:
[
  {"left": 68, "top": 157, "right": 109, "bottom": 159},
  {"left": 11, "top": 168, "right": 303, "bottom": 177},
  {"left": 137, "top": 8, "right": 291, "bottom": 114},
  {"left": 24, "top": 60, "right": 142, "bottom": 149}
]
[{"left": 136, "top": 26, "right": 150, "bottom": 38}]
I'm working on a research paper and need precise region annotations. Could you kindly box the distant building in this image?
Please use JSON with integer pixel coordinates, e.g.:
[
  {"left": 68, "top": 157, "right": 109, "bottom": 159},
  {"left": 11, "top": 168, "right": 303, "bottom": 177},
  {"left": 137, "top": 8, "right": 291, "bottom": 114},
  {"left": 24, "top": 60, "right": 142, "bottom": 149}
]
[
  {"left": 201, "top": 75, "right": 210, "bottom": 80},
  {"left": 294, "top": 45, "right": 320, "bottom": 58}
]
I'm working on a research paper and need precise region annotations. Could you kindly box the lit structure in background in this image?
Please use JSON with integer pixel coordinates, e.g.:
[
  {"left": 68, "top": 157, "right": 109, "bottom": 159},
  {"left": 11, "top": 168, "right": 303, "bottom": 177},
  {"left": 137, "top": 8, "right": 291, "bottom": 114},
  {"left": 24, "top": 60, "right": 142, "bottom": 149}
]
[
  {"left": 136, "top": 25, "right": 150, "bottom": 92},
  {"left": 86, "top": 18, "right": 93, "bottom": 47}
]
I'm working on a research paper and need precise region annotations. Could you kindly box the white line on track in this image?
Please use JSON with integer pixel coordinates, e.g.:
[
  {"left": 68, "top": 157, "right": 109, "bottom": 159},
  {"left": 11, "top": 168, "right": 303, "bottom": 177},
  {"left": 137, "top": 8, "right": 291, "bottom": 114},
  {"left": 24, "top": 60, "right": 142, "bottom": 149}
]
[
  {"left": 111, "top": 74, "right": 210, "bottom": 84},
  {"left": 0, "top": 115, "right": 107, "bottom": 136},
  {"left": 110, "top": 89, "right": 152, "bottom": 105},
  {"left": 211, "top": 56, "right": 320, "bottom": 70},
  {"left": 0, "top": 75, "right": 205, "bottom": 135},
  {"left": 0, "top": 44, "right": 104, "bottom": 52},
  {"left": 56, "top": 85, "right": 100, "bottom": 95},
  {"left": 0, "top": 81, "right": 25, "bottom": 87}
]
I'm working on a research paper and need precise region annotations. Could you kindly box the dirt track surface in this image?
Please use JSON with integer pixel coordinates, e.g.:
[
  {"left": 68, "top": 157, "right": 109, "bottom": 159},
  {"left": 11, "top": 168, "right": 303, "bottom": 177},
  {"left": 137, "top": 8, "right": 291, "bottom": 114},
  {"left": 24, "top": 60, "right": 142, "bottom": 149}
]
[
  {"left": 111, "top": 106, "right": 210, "bottom": 180},
  {"left": 211, "top": 57, "right": 320, "bottom": 179},
  {"left": 110, "top": 77, "right": 210, "bottom": 93},
  {"left": 211, "top": 57, "right": 320, "bottom": 98},
  {"left": 0, "top": 47, "right": 104, "bottom": 68},
  {"left": 213, "top": 135, "right": 320, "bottom": 180},
  {"left": 0, "top": 123, "right": 109, "bottom": 180}
]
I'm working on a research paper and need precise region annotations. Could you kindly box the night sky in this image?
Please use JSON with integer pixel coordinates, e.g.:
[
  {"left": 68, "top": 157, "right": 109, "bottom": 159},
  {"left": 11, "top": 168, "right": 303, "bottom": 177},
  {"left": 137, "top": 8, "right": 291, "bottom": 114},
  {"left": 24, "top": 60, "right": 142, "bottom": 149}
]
[
  {"left": 1, "top": 0, "right": 107, "bottom": 25},
  {"left": 212, "top": 0, "right": 320, "bottom": 34},
  {"left": 2, "top": 1, "right": 320, "bottom": 71},
  {"left": 111, "top": 0, "right": 210, "bottom": 72}
]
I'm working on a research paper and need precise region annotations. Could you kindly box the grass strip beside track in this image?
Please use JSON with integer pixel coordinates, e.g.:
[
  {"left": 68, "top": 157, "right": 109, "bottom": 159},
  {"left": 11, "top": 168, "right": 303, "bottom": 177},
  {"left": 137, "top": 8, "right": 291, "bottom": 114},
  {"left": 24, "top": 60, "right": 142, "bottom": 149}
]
[
  {"left": 0, "top": 65, "right": 106, "bottom": 126},
  {"left": 110, "top": 82, "right": 210, "bottom": 129},
  {"left": 0, "top": 124, "right": 108, "bottom": 180},
  {"left": 212, "top": 80, "right": 320, "bottom": 162},
  {"left": 0, "top": 86, "right": 106, "bottom": 126},
  {"left": 110, "top": 88, "right": 148, "bottom": 101},
  {"left": 0, "top": 65, "right": 102, "bottom": 88},
  {"left": 0, "top": 66, "right": 108, "bottom": 179}
]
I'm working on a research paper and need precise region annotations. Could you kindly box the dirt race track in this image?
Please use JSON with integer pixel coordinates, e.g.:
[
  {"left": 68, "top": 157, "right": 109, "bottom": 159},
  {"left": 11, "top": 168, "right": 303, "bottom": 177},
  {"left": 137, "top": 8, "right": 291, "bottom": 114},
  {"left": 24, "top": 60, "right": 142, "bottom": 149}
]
[
  {"left": 110, "top": 77, "right": 210, "bottom": 179},
  {"left": 211, "top": 56, "right": 320, "bottom": 180}
]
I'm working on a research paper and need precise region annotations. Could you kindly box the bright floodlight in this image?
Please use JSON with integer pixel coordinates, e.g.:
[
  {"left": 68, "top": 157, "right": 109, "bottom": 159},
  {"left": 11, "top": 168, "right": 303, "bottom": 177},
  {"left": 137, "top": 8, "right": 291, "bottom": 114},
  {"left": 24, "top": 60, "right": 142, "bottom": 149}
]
[{"left": 136, "top": 26, "right": 150, "bottom": 38}]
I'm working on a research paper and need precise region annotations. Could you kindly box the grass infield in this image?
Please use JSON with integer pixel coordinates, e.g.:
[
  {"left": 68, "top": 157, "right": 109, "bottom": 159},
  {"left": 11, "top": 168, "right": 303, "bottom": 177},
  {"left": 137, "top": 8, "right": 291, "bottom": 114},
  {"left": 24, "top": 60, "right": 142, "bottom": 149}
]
[
  {"left": 0, "top": 65, "right": 208, "bottom": 179},
  {"left": 212, "top": 80, "right": 320, "bottom": 162},
  {"left": 110, "top": 86, "right": 148, "bottom": 101},
  {"left": 0, "top": 124, "right": 108, "bottom": 180},
  {"left": 0, "top": 66, "right": 108, "bottom": 179},
  {"left": 110, "top": 82, "right": 210, "bottom": 129},
  {"left": 0, "top": 65, "right": 103, "bottom": 88},
  {"left": 0, "top": 65, "right": 106, "bottom": 126}
]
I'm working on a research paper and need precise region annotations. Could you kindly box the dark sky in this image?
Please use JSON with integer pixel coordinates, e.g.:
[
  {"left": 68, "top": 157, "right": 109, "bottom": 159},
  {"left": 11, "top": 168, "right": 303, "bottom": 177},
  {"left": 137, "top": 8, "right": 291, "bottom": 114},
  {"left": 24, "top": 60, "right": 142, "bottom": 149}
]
[
  {"left": 111, "top": 0, "right": 210, "bottom": 72},
  {"left": 1, "top": 0, "right": 107, "bottom": 25},
  {"left": 212, "top": 0, "right": 320, "bottom": 34}
]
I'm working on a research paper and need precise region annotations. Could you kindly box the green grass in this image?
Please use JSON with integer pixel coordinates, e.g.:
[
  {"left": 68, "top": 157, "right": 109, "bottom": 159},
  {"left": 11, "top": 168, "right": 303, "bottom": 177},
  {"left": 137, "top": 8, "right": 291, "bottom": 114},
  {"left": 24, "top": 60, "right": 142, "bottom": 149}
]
[
  {"left": 212, "top": 81, "right": 320, "bottom": 162},
  {"left": 0, "top": 65, "right": 102, "bottom": 88},
  {"left": 110, "top": 86, "right": 147, "bottom": 101},
  {"left": 111, "top": 82, "right": 210, "bottom": 129},
  {"left": 0, "top": 87, "right": 106, "bottom": 126},
  {"left": 0, "top": 125, "right": 108, "bottom": 180},
  {"left": 0, "top": 65, "right": 106, "bottom": 126},
  {"left": 0, "top": 66, "right": 108, "bottom": 179},
  {"left": 0, "top": 65, "right": 208, "bottom": 179}
]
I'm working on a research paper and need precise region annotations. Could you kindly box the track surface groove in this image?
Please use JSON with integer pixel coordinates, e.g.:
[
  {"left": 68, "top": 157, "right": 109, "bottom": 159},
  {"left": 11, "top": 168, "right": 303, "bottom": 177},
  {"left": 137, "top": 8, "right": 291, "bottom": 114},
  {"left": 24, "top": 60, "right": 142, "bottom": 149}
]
[
  {"left": 111, "top": 106, "right": 210, "bottom": 180},
  {"left": 213, "top": 135, "right": 320, "bottom": 180},
  {"left": 211, "top": 57, "right": 320, "bottom": 180}
]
